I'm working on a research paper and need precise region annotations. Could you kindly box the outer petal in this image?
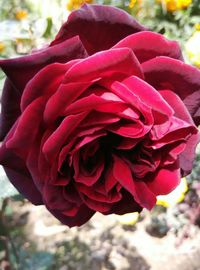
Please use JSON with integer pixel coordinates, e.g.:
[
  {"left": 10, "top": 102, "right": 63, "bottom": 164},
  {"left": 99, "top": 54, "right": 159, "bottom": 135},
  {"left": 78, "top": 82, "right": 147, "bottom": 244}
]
[
  {"left": 0, "top": 36, "right": 88, "bottom": 92},
  {"left": 160, "top": 90, "right": 200, "bottom": 175},
  {"left": 0, "top": 78, "right": 20, "bottom": 140},
  {"left": 113, "top": 31, "right": 183, "bottom": 63},
  {"left": 0, "top": 37, "right": 88, "bottom": 140},
  {"left": 142, "top": 56, "right": 200, "bottom": 126},
  {"left": 51, "top": 4, "right": 146, "bottom": 55},
  {"left": 0, "top": 123, "right": 43, "bottom": 205}
]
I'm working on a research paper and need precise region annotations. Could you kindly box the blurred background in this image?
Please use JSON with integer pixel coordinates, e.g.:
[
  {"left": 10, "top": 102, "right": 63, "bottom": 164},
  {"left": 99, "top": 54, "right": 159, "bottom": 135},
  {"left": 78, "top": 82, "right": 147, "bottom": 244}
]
[{"left": 0, "top": 0, "right": 200, "bottom": 269}]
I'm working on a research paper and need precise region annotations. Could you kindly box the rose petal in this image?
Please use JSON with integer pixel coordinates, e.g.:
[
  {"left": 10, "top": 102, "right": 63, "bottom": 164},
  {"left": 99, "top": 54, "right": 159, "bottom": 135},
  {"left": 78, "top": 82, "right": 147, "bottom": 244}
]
[
  {"left": 0, "top": 36, "right": 87, "bottom": 140},
  {"left": 77, "top": 183, "right": 121, "bottom": 203},
  {"left": 0, "top": 124, "right": 43, "bottom": 205},
  {"left": 146, "top": 163, "right": 181, "bottom": 195},
  {"left": 42, "top": 112, "right": 88, "bottom": 163},
  {"left": 6, "top": 97, "right": 46, "bottom": 158},
  {"left": 113, "top": 155, "right": 156, "bottom": 210},
  {"left": 51, "top": 4, "right": 146, "bottom": 54},
  {"left": 64, "top": 48, "right": 144, "bottom": 83},
  {"left": 110, "top": 80, "right": 154, "bottom": 126},
  {"left": 0, "top": 78, "right": 21, "bottom": 140},
  {"left": 21, "top": 61, "right": 79, "bottom": 111},
  {"left": 0, "top": 36, "right": 88, "bottom": 92},
  {"left": 47, "top": 204, "right": 95, "bottom": 227},
  {"left": 103, "top": 189, "right": 142, "bottom": 215},
  {"left": 122, "top": 76, "right": 174, "bottom": 120},
  {"left": 159, "top": 90, "right": 200, "bottom": 175},
  {"left": 143, "top": 56, "right": 200, "bottom": 125},
  {"left": 73, "top": 150, "right": 105, "bottom": 186},
  {"left": 113, "top": 31, "right": 183, "bottom": 62}
]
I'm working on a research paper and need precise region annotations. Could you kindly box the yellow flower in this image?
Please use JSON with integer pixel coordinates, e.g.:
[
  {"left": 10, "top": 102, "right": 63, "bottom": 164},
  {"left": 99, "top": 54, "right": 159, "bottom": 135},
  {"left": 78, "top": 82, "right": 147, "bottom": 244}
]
[
  {"left": 66, "top": 0, "right": 93, "bottom": 11},
  {"left": 129, "top": 0, "right": 137, "bottom": 8},
  {"left": 156, "top": 178, "right": 188, "bottom": 207},
  {"left": 116, "top": 212, "right": 139, "bottom": 225},
  {"left": 195, "top": 23, "right": 200, "bottom": 31},
  {"left": 15, "top": 10, "right": 28, "bottom": 20},
  {"left": 157, "top": 0, "right": 192, "bottom": 12},
  {"left": 186, "top": 31, "right": 200, "bottom": 68},
  {"left": 0, "top": 42, "right": 5, "bottom": 53}
]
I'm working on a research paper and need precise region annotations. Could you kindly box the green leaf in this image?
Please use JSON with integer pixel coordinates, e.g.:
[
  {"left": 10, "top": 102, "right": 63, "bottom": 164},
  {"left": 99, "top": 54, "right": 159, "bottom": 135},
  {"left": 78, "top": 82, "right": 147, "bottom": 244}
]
[{"left": 0, "top": 166, "right": 19, "bottom": 200}]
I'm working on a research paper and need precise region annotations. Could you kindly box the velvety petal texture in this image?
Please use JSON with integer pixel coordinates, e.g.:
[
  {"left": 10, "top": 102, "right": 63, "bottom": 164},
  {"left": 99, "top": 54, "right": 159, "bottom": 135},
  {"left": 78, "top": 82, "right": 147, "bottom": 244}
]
[{"left": 0, "top": 4, "right": 199, "bottom": 227}]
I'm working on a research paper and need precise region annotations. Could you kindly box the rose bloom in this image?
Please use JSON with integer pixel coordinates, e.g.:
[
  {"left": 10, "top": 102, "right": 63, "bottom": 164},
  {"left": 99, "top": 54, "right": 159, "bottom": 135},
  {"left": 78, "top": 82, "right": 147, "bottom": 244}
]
[{"left": 0, "top": 5, "right": 200, "bottom": 227}]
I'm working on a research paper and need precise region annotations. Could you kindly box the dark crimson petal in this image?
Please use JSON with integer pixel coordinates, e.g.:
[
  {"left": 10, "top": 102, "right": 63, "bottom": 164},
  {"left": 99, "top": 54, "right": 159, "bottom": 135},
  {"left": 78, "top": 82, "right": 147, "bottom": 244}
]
[
  {"left": 47, "top": 204, "right": 95, "bottom": 227},
  {"left": 77, "top": 183, "right": 122, "bottom": 203},
  {"left": 0, "top": 123, "right": 43, "bottom": 205},
  {"left": 146, "top": 163, "right": 181, "bottom": 195},
  {"left": 0, "top": 78, "right": 20, "bottom": 140},
  {"left": 51, "top": 4, "right": 146, "bottom": 55},
  {"left": 113, "top": 31, "right": 183, "bottom": 63},
  {"left": 44, "top": 186, "right": 73, "bottom": 212},
  {"left": 0, "top": 37, "right": 88, "bottom": 140},
  {"left": 0, "top": 36, "right": 88, "bottom": 92},
  {"left": 103, "top": 190, "right": 142, "bottom": 215},
  {"left": 142, "top": 56, "right": 200, "bottom": 126},
  {"left": 160, "top": 90, "right": 200, "bottom": 175},
  {"left": 4, "top": 166, "right": 43, "bottom": 205},
  {"left": 80, "top": 194, "right": 113, "bottom": 212},
  {"left": 113, "top": 155, "right": 156, "bottom": 210}
]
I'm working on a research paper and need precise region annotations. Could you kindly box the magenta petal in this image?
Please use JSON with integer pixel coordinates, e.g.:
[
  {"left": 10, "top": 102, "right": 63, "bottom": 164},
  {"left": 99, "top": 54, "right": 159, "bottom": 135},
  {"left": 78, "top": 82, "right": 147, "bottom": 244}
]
[
  {"left": 143, "top": 56, "right": 200, "bottom": 125},
  {"left": 21, "top": 61, "right": 78, "bottom": 111},
  {"left": 44, "top": 81, "right": 93, "bottom": 125},
  {"left": 6, "top": 97, "right": 45, "bottom": 159},
  {"left": 64, "top": 93, "right": 123, "bottom": 116},
  {"left": 160, "top": 90, "right": 200, "bottom": 175},
  {"left": 51, "top": 4, "right": 146, "bottom": 54},
  {"left": 43, "top": 112, "right": 87, "bottom": 162},
  {"left": 64, "top": 48, "right": 144, "bottom": 83},
  {"left": 146, "top": 163, "right": 181, "bottom": 195},
  {"left": 113, "top": 31, "right": 183, "bottom": 63},
  {"left": 113, "top": 155, "right": 156, "bottom": 209},
  {"left": 122, "top": 76, "right": 173, "bottom": 118}
]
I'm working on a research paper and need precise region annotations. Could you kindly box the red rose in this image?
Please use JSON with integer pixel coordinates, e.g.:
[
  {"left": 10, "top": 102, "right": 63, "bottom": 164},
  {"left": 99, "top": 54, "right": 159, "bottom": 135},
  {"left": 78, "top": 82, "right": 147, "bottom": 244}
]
[{"left": 0, "top": 4, "right": 200, "bottom": 227}]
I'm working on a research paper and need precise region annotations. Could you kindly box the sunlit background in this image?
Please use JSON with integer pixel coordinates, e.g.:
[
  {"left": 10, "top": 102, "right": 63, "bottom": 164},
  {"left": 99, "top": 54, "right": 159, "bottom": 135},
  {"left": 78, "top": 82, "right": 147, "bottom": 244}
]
[{"left": 0, "top": 0, "right": 200, "bottom": 269}]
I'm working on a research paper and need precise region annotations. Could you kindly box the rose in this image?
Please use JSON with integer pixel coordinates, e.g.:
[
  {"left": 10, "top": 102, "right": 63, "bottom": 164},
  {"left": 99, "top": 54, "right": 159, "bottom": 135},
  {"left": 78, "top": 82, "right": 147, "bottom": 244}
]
[{"left": 0, "top": 5, "right": 200, "bottom": 227}]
